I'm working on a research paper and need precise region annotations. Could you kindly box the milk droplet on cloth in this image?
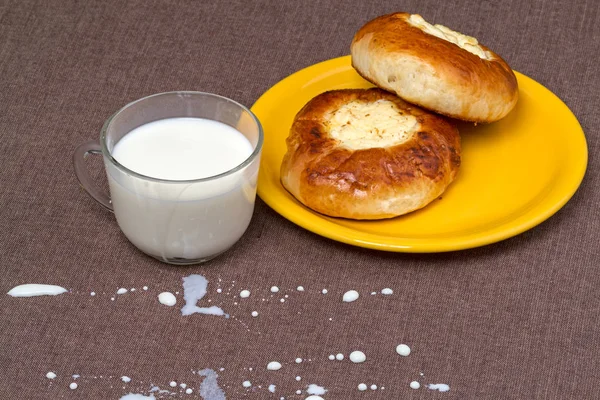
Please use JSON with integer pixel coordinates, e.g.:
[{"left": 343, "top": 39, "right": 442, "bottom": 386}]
[
  {"left": 90, "top": 292, "right": 96, "bottom": 296},
  {"left": 169, "top": 381, "right": 177, "bottom": 387},
  {"left": 69, "top": 382, "right": 78, "bottom": 390},
  {"left": 7, "top": 284, "right": 68, "bottom": 297},
  {"left": 328, "top": 355, "right": 335, "bottom": 360},
  {"left": 269, "top": 384, "right": 276, "bottom": 393},
  {"left": 121, "top": 376, "right": 132, "bottom": 383},
  {"left": 143, "top": 286, "right": 148, "bottom": 291},
  {"left": 198, "top": 369, "right": 226, "bottom": 400},
  {"left": 370, "top": 384, "right": 377, "bottom": 390},
  {"left": 46, "top": 372, "right": 57, "bottom": 379},
  {"left": 295, "top": 358, "right": 303, "bottom": 364},
  {"left": 306, "top": 384, "right": 327, "bottom": 395},
  {"left": 381, "top": 288, "right": 393, "bottom": 295},
  {"left": 297, "top": 286, "right": 305, "bottom": 291},
  {"left": 251, "top": 311, "right": 258, "bottom": 317},
  {"left": 119, "top": 394, "right": 156, "bottom": 400},
  {"left": 335, "top": 353, "right": 344, "bottom": 361},
  {"left": 305, "top": 396, "right": 324, "bottom": 400},
  {"left": 267, "top": 361, "right": 282, "bottom": 371},
  {"left": 427, "top": 383, "right": 450, "bottom": 392},
  {"left": 321, "top": 289, "right": 328, "bottom": 294},
  {"left": 117, "top": 288, "right": 128, "bottom": 295},
  {"left": 349, "top": 351, "right": 366, "bottom": 363},
  {"left": 181, "top": 275, "right": 227, "bottom": 317},
  {"left": 242, "top": 381, "right": 252, "bottom": 388},
  {"left": 158, "top": 292, "right": 177, "bottom": 306},
  {"left": 72, "top": 374, "right": 80, "bottom": 379},
  {"left": 358, "top": 383, "right": 367, "bottom": 391},
  {"left": 410, "top": 381, "right": 421, "bottom": 389},
  {"left": 342, "top": 290, "right": 359, "bottom": 302},
  {"left": 296, "top": 376, "right": 302, "bottom": 381},
  {"left": 180, "top": 383, "right": 187, "bottom": 389},
  {"left": 270, "top": 286, "right": 279, "bottom": 293},
  {"left": 396, "top": 344, "right": 411, "bottom": 356},
  {"left": 240, "top": 290, "right": 250, "bottom": 298}
]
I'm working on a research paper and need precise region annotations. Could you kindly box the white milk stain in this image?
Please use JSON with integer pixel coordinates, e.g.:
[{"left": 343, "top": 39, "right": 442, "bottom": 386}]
[
  {"left": 267, "top": 361, "right": 282, "bottom": 371},
  {"left": 7, "top": 284, "right": 68, "bottom": 297},
  {"left": 295, "top": 358, "right": 303, "bottom": 364},
  {"left": 427, "top": 383, "right": 450, "bottom": 392},
  {"left": 242, "top": 381, "right": 251, "bottom": 388},
  {"left": 239, "top": 290, "right": 250, "bottom": 298},
  {"left": 121, "top": 376, "right": 132, "bottom": 383},
  {"left": 335, "top": 353, "right": 344, "bottom": 361},
  {"left": 306, "top": 384, "right": 327, "bottom": 395},
  {"left": 358, "top": 383, "right": 367, "bottom": 391},
  {"left": 270, "top": 286, "right": 279, "bottom": 293},
  {"left": 181, "top": 275, "right": 228, "bottom": 317},
  {"left": 69, "top": 382, "right": 78, "bottom": 390},
  {"left": 381, "top": 288, "right": 393, "bottom": 295},
  {"left": 349, "top": 351, "right": 366, "bottom": 363},
  {"left": 46, "top": 372, "right": 57, "bottom": 379},
  {"left": 117, "top": 288, "right": 128, "bottom": 295},
  {"left": 396, "top": 344, "right": 411, "bottom": 356},
  {"left": 119, "top": 394, "right": 156, "bottom": 400},
  {"left": 158, "top": 292, "right": 177, "bottom": 306},
  {"left": 198, "top": 369, "right": 226, "bottom": 400},
  {"left": 305, "top": 396, "right": 325, "bottom": 400},
  {"left": 410, "top": 381, "right": 421, "bottom": 389},
  {"left": 268, "top": 384, "right": 276, "bottom": 393},
  {"left": 342, "top": 290, "right": 359, "bottom": 302}
]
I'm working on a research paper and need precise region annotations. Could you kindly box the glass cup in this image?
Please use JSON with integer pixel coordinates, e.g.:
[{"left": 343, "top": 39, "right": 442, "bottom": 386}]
[{"left": 73, "top": 91, "right": 263, "bottom": 265}]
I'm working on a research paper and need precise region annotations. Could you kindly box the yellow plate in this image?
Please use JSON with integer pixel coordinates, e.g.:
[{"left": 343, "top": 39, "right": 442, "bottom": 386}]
[{"left": 251, "top": 56, "right": 588, "bottom": 252}]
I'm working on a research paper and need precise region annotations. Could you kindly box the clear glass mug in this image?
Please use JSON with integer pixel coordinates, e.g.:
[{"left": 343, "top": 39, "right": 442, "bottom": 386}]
[{"left": 73, "top": 92, "right": 263, "bottom": 265}]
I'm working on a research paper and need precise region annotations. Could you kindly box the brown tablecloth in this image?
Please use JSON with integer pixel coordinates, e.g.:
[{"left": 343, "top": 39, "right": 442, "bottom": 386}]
[{"left": 1, "top": 0, "right": 598, "bottom": 399}]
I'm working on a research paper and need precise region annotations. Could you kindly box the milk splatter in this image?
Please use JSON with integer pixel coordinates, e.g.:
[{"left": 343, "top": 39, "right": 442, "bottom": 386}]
[
  {"left": 381, "top": 288, "right": 393, "bottom": 295},
  {"left": 181, "top": 275, "right": 227, "bottom": 317},
  {"left": 119, "top": 394, "right": 156, "bottom": 400},
  {"left": 269, "top": 384, "right": 276, "bottom": 393},
  {"left": 349, "top": 351, "right": 366, "bottom": 363},
  {"left": 306, "top": 384, "right": 327, "bottom": 395},
  {"left": 242, "top": 381, "right": 251, "bottom": 388},
  {"left": 358, "top": 383, "right": 367, "bottom": 391},
  {"left": 342, "top": 290, "right": 359, "bottom": 302},
  {"left": 267, "top": 361, "right": 282, "bottom": 371},
  {"left": 410, "top": 381, "right": 421, "bottom": 389},
  {"left": 158, "top": 292, "right": 177, "bottom": 306},
  {"left": 396, "top": 344, "right": 411, "bottom": 356},
  {"left": 121, "top": 376, "right": 132, "bottom": 383},
  {"left": 69, "top": 382, "right": 78, "bottom": 390},
  {"left": 427, "top": 383, "right": 450, "bottom": 392},
  {"left": 46, "top": 372, "right": 57, "bottom": 379},
  {"left": 198, "top": 369, "right": 226, "bottom": 400},
  {"left": 117, "top": 288, "right": 128, "bottom": 295},
  {"left": 240, "top": 290, "right": 250, "bottom": 298},
  {"left": 7, "top": 284, "right": 68, "bottom": 297}
]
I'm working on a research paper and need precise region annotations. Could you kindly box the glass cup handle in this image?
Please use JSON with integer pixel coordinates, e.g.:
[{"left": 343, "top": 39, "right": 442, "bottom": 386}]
[{"left": 73, "top": 140, "right": 114, "bottom": 212}]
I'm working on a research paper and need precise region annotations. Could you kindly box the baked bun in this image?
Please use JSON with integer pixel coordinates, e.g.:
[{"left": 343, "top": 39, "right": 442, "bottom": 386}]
[
  {"left": 280, "top": 88, "right": 461, "bottom": 220},
  {"left": 351, "top": 12, "right": 518, "bottom": 122}
]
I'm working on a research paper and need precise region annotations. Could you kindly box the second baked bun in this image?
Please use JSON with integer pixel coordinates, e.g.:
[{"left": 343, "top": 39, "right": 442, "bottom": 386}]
[
  {"left": 351, "top": 12, "right": 518, "bottom": 123},
  {"left": 280, "top": 88, "right": 461, "bottom": 220}
]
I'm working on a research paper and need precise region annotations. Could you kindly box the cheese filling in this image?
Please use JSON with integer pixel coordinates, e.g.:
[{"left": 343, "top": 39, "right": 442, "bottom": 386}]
[
  {"left": 327, "top": 99, "right": 418, "bottom": 150},
  {"left": 408, "top": 14, "right": 491, "bottom": 60}
]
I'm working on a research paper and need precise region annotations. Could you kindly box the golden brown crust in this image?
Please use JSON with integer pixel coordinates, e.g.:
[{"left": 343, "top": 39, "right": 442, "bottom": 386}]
[
  {"left": 351, "top": 12, "right": 519, "bottom": 122},
  {"left": 280, "top": 88, "right": 461, "bottom": 220}
]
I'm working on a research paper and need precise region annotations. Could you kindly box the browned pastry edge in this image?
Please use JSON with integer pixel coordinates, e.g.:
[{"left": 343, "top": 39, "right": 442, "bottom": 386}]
[
  {"left": 351, "top": 12, "right": 519, "bottom": 122},
  {"left": 280, "top": 88, "right": 461, "bottom": 220}
]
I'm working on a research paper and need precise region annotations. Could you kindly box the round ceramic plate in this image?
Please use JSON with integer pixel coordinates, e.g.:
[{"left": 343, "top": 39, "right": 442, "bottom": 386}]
[{"left": 251, "top": 56, "right": 588, "bottom": 252}]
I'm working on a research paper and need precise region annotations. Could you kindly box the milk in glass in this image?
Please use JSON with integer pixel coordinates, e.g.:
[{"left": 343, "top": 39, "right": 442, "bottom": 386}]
[{"left": 106, "top": 117, "right": 256, "bottom": 262}]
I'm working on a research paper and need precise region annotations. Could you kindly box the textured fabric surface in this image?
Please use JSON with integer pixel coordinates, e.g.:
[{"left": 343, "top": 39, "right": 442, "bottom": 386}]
[{"left": 0, "top": 0, "right": 599, "bottom": 399}]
